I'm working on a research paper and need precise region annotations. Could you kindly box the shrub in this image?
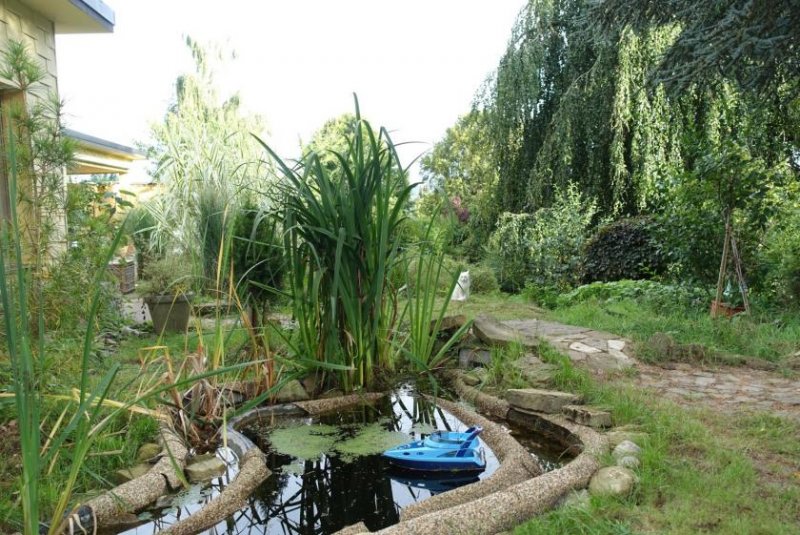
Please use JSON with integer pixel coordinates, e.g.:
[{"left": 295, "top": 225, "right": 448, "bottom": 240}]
[
  {"left": 468, "top": 263, "right": 499, "bottom": 294},
  {"left": 582, "top": 217, "right": 666, "bottom": 283},
  {"left": 557, "top": 279, "right": 707, "bottom": 310},
  {"left": 488, "top": 184, "right": 598, "bottom": 292},
  {"left": 761, "top": 204, "right": 800, "bottom": 307},
  {"left": 231, "top": 202, "right": 285, "bottom": 306}
]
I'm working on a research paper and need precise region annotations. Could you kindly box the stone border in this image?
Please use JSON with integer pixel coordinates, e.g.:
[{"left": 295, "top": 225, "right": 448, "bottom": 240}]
[{"left": 337, "top": 376, "right": 606, "bottom": 535}]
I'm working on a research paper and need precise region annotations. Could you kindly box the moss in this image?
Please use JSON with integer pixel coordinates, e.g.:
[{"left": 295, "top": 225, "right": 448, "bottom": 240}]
[{"left": 335, "top": 422, "right": 409, "bottom": 462}]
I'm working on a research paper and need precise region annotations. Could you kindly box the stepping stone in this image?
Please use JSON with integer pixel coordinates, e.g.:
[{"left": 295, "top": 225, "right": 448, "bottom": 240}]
[
  {"left": 473, "top": 315, "right": 538, "bottom": 348},
  {"left": 185, "top": 454, "right": 226, "bottom": 483},
  {"left": 569, "top": 341, "right": 603, "bottom": 354},
  {"left": 562, "top": 405, "right": 612, "bottom": 428},
  {"left": 505, "top": 388, "right": 581, "bottom": 413},
  {"left": 608, "top": 339, "right": 626, "bottom": 351}
]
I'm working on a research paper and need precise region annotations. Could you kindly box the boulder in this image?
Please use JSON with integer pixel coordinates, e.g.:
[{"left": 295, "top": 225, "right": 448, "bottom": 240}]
[
  {"left": 505, "top": 388, "right": 581, "bottom": 413},
  {"left": 274, "top": 379, "right": 310, "bottom": 403},
  {"left": 136, "top": 443, "right": 162, "bottom": 462},
  {"left": 589, "top": 466, "right": 637, "bottom": 496},
  {"left": 562, "top": 405, "right": 612, "bottom": 428},
  {"left": 185, "top": 453, "right": 227, "bottom": 483},
  {"left": 473, "top": 315, "right": 538, "bottom": 348},
  {"left": 612, "top": 440, "right": 643, "bottom": 460},
  {"left": 113, "top": 463, "right": 151, "bottom": 484},
  {"left": 617, "top": 455, "right": 641, "bottom": 469}
]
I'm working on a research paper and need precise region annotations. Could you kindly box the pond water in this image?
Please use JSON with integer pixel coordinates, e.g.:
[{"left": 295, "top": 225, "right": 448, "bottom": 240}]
[{"left": 120, "top": 389, "right": 564, "bottom": 535}]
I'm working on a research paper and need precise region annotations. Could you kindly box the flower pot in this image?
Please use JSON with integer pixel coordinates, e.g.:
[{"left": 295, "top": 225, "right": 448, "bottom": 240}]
[
  {"left": 710, "top": 300, "right": 745, "bottom": 318},
  {"left": 145, "top": 293, "right": 193, "bottom": 334}
]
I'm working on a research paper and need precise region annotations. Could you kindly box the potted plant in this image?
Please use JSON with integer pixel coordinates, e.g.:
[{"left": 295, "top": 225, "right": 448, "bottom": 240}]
[{"left": 138, "top": 255, "right": 195, "bottom": 334}]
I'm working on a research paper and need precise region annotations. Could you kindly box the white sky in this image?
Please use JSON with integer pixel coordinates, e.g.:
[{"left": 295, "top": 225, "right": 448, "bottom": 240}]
[{"left": 56, "top": 1, "right": 523, "bottom": 179}]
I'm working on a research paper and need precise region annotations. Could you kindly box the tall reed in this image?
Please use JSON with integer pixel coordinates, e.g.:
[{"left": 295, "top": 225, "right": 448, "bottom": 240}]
[{"left": 257, "top": 97, "right": 413, "bottom": 392}]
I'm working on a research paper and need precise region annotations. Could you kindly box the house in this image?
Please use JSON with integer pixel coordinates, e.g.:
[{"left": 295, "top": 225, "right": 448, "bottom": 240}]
[{"left": 0, "top": 0, "right": 144, "bottom": 255}]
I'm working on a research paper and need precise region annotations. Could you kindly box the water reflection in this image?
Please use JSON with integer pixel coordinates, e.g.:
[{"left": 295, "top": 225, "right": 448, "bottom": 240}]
[{"left": 121, "top": 389, "right": 563, "bottom": 535}]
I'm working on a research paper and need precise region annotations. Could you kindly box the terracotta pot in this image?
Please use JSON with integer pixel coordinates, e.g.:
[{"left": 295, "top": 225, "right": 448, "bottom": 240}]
[
  {"left": 145, "top": 293, "right": 193, "bottom": 334},
  {"left": 710, "top": 300, "right": 745, "bottom": 318}
]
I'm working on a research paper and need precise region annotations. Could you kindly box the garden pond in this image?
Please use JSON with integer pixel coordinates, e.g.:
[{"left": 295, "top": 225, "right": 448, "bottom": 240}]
[{"left": 120, "top": 388, "right": 566, "bottom": 535}]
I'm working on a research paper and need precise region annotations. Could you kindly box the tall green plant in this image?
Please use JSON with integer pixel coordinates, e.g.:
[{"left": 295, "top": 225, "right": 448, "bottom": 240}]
[{"left": 259, "top": 97, "right": 413, "bottom": 393}]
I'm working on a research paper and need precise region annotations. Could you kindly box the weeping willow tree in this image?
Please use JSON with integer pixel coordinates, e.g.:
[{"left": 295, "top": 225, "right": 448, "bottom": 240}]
[{"left": 478, "top": 0, "right": 798, "bottom": 219}]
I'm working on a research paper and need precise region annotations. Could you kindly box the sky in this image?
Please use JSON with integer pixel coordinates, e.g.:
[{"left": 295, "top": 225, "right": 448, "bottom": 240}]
[{"left": 56, "top": 0, "right": 524, "bottom": 180}]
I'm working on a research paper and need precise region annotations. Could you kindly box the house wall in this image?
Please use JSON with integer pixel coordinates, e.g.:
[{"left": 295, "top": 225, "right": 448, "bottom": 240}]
[{"left": 0, "top": 0, "right": 58, "bottom": 95}]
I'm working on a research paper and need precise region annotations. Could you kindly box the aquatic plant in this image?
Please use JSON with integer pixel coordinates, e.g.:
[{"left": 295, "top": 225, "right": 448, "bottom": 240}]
[{"left": 258, "top": 96, "right": 414, "bottom": 393}]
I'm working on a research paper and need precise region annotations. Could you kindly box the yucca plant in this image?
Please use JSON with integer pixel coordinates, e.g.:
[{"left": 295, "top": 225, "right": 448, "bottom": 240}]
[{"left": 257, "top": 96, "right": 413, "bottom": 393}]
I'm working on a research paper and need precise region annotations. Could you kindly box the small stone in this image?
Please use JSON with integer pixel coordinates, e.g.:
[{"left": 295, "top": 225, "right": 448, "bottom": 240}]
[
  {"left": 617, "top": 455, "right": 641, "bottom": 469},
  {"left": 136, "top": 443, "right": 162, "bottom": 462},
  {"left": 274, "top": 379, "right": 310, "bottom": 403},
  {"left": 505, "top": 388, "right": 581, "bottom": 413},
  {"left": 461, "top": 372, "right": 481, "bottom": 387},
  {"left": 185, "top": 453, "right": 226, "bottom": 483},
  {"left": 562, "top": 405, "right": 612, "bottom": 428},
  {"left": 433, "top": 315, "right": 467, "bottom": 335},
  {"left": 589, "top": 466, "right": 637, "bottom": 496},
  {"left": 604, "top": 427, "right": 648, "bottom": 450},
  {"left": 559, "top": 489, "right": 590, "bottom": 510},
  {"left": 113, "top": 463, "right": 151, "bottom": 484},
  {"left": 612, "top": 440, "right": 643, "bottom": 460}
]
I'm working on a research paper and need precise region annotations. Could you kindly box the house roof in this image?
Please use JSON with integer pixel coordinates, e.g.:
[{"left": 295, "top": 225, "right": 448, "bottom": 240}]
[
  {"left": 20, "top": 0, "right": 115, "bottom": 33},
  {"left": 66, "top": 129, "right": 145, "bottom": 175}
]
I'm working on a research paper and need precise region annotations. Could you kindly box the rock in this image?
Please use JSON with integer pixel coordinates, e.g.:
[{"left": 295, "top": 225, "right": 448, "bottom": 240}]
[
  {"left": 605, "top": 429, "right": 649, "bottom": 448},
  {"left": 274, "top": 379, "right": 310, "bottom": 403},
  {"left": 505, "top": 388, "right": 581, "bottom": 413},
  {"left": 458, "top": 347, "right": 491, "bottom": 367},
  {"left": 473, "top": 315, "right": 538, "bottom": 348},
  {"left": 589, "top": 466, "right": 637, "bottom": 496},
  {"left": 301, "top": 374, "right": 318, "bottom": 397},
  {"left": 559, "top": 489, "right": 590, "bottom": 510},
  {"left": 612, "top": 440, "right": 643, "bottom": 460},
  {"left": 185, "top": 453, "right": 226, "bottom": 483},
  {"left": 562, "top": 405, "right": 612, "bottom": 428},
  {"left": 433, "top": 315, "right": 467, "bottom": 335},
  {"left": 136, "top": 443, "right": 162, "bottom": 462},
  {"left": 461, "top": 371, "right": 481, "bottom": 386},
  {"left": 617, "top": 455, "right": 641, "bottom": 469},
  {"left": 511, "top": 354, "right": 557, "bottom": 387},
  {"left": 113, "top": 463, "right": 151, "bottom": 484}
]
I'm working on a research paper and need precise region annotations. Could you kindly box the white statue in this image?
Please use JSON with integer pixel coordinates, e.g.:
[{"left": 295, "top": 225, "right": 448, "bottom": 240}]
[{"left": 451, "top": 271, "right": 470, "bottom": 302}]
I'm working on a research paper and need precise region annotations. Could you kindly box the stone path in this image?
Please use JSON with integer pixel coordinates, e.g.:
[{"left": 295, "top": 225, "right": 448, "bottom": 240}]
[
  {"left": 634, "top": 362, "right": 800, "bottom": 421},
  {"left": 501, "top": 319, "right": 636, "bottom": 372},
  {"left": 488, "top": 317, "right": 800, "bottom": 421}
]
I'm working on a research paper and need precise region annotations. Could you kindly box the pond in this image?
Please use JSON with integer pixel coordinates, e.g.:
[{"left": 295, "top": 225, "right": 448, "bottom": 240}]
[{"left": 121, "top": 388, "right": 565, "bottom": 535}]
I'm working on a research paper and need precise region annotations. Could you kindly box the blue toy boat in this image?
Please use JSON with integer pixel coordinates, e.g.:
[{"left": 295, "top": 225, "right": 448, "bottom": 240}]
[{"left": 382, "top": 426, "right": 486, "bottom": 473}]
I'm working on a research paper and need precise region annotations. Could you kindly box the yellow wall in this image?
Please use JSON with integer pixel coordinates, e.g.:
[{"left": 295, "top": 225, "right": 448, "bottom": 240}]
[{"left": 0, "top": 0, "right": 58, "bottom": 94}]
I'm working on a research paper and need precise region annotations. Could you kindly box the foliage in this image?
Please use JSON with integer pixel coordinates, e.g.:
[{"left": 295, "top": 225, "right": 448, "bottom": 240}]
[
  {"left": 196, "top": 183, "right": 233, "bottom": 288},
  {"left": 557, "top": 280, "right": 707, "bottom": 310},
  {"left": 419, "top": 110, "right": 499, "bottom": 258},
  {"left": 399, "top": 234, "right": 473, "bottom": 375},
  {"left": 488, "top": 185, "right": 598, "bottom": 292},
  {"left": 145, "top": 37, "right": 270, "bottom": 262},
  {"left": 231, "top": 200, "right": 285, "bottom": 308},
  {"left": 125, "top": 205, "right": 163, "bottom": 273},
  {"left": 582, "top": 217, "right": 665, "bottom": 283},
  {"left": 588, "top": 0, "right": 800, "bottom": 98},
  {"left": 137, "top": 255, "right": 194, "bottom": 297},
  {"left": 760, "top": 197, "right": 800, "bottom": 307},
  {"left": 302, "top": 113, "right": 381, "bottom": 181},
  {"left": 467, "top": 263, "right": 499, "bottom": 294},
  {"left": 265, "top": 97, "right": 413, "bottom": 393}
]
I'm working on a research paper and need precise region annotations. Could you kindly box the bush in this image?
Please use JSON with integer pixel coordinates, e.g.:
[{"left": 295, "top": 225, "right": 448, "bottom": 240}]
[
  {"left": 557, "top": 279, "right": 707, "bottom": 310},
  {"left": 468, "top": 263, "right": 499, "bottom": 294},
  {"left": 761, "top": 204, "right": 800, "bottom": 307},
  {"left": 488, "top": 184, "right": 598, "bottom": 292},
  {"left": 522, "top": 283, "right": 561, "bottom": 309},
  {"left": 231, "top": 202, "right": 285, "bottom": 305},
  {"left": 582, "top": 217, "right": 666, "bottom": 283}
]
